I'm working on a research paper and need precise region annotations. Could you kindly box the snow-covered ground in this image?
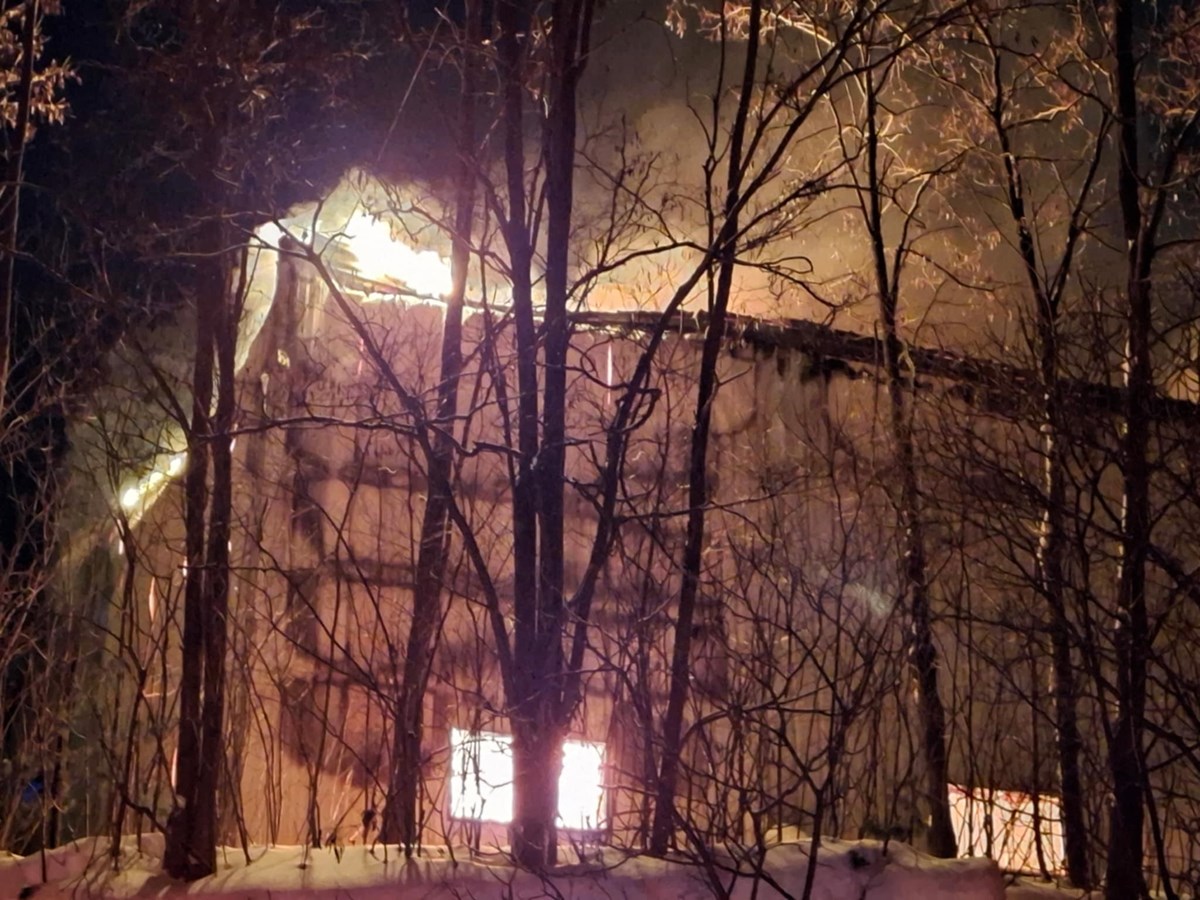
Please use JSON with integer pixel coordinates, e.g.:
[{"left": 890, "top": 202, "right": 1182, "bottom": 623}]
[{"left": 0, "top": 834, "right": 1091, "bottom": 899}]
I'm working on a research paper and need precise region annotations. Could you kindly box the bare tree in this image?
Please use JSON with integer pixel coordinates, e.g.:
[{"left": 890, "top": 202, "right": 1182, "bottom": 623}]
[
  {"left": 383, "top": 0, "right": 483, "bottom": 853},
  {"left": 77, "top": 0, "right": 370, "bottom": 878},
  {"left": 928, "top": 4, "right": 1109, "bottom": 880},
  {"left": 0, "top": 0, "right": 67, "bottom": 407},
  {"left": 826, "top": 1, "right": 971, "bottom": 856},
  {"left": 1102, "top": 0, "right": 1199, "bottom": 892},
  {"left": 644, "top": 0, "right": 941, "bottom": 853}
]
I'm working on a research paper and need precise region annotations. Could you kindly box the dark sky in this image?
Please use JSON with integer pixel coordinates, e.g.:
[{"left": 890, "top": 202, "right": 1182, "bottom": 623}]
[{"left": 29, "top": 0, "right": 1195, "bottom": 350}]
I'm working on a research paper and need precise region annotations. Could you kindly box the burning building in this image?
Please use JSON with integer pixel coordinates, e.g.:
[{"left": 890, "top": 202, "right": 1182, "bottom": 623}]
[{"left": 62, "top": 172, "right": 1200, "bottom": 887}]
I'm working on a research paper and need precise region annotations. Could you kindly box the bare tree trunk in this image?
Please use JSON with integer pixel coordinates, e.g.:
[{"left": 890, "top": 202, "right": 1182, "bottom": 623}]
[
  {"left": 1105, "top": 0, "right": 1150, "bottom": 892},
  {"left": 508, "top": 0, "right": 593, "bottom": 867},
  {"left": 487, "top": 0, "right": 595, "bottom": 867},
  {"left": 384, "top": 2, "right": 479, "bottom": 853},
  {"left": 1036, "top": 362, "right": 1092, "bottom": 888},
  {"left": 199, "top": 239, "right": 242, "bottom": 849},
  {"left": 493, "top": 0, "right": 550, "bottom": 868},
  {"left": 164, "top": 219, "right": 236, "bottom": 880},
  {"left": 649, "top": 0, "right": 761, "bottom": 856},
  {"left": 164, "top": 222, "right": 218, "bottom": 880},
  {"left": 861, "top": 70, "right": 956, "bottom": 859},
  {"left": 884, "top": 343, "right": 956, "bottom": 859},
  {"left": 0, "top": 0, "right": 39, "bottom": 409},
  {"left": 982, "top": 37, "right": 1095, "bottom": 878}
]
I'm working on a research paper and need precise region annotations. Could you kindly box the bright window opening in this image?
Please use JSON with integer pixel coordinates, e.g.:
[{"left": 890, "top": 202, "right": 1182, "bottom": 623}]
[
  {"left": 449, "top": 728, "right": 605, "bottom": 830},
  {"left": 950, "top": 784, "right": 1065, "bottom": 874}
]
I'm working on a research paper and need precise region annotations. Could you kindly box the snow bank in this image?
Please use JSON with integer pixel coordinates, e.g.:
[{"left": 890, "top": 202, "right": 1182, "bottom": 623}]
[
  {"left": 0, "top": 834, "right": 1007, "bottom": 899},
  {"left": 1004, "top": 880, "right": 1094, "bottom": 899}
]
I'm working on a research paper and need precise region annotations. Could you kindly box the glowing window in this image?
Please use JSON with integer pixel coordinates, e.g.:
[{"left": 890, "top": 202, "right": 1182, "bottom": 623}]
[
  {"left": 950, "top": 784, "right": 1065, "bottom": 874},
  {"left": 449, "top": 728, "right": 605, "bottom": 830}
]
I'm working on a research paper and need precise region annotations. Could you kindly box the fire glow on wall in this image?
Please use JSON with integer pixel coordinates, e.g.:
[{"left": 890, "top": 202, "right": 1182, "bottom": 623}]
[{"left": 448, "top": 729, "right": 605, "bottom": 831}]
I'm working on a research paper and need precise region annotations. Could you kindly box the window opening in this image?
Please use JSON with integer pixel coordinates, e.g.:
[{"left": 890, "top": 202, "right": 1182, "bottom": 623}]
[{"left": 449, "top": 728, "right": 605, "bottom": 830}]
